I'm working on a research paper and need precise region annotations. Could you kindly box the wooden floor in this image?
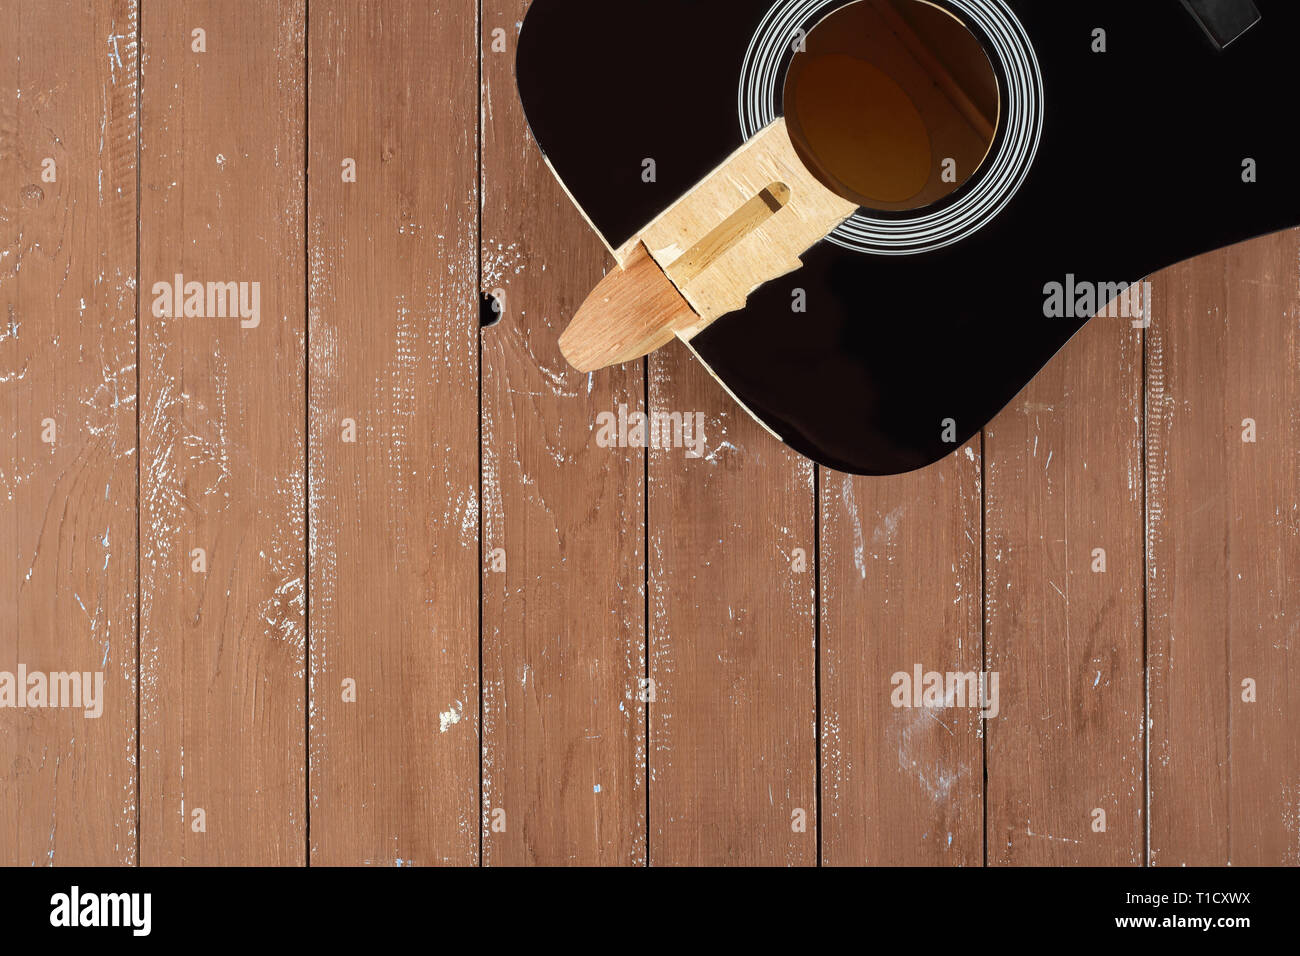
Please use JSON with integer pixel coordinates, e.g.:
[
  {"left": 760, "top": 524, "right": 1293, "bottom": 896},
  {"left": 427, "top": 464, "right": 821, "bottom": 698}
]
[{"left": 2, "top": 0, "right": 1297, "bottom": 866}]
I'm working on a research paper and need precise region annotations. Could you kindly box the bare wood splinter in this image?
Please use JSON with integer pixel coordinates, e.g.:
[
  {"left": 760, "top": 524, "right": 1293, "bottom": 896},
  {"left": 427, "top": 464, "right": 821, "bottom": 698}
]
[{"left": 558, "top": 118, "right": 858, "bottom": 372}]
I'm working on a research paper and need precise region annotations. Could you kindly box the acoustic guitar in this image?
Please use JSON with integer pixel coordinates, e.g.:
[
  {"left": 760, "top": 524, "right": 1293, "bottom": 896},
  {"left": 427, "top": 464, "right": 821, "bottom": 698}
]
[{"left": 516, "top": 0, "right": 1292, "bottom": 475}]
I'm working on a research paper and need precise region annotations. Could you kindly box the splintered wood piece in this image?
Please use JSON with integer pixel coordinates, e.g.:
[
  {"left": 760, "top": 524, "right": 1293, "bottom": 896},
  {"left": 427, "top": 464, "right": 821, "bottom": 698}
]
[
  {"left": 560, "top": 118, "right": 856, "bottom": 372},
  {"left": 631, "top": 118, "right": 858, "bottom": 332},
  {"left": 559, "top": 241, "right": 698, "bottom": 372},
  {"left": 667, "top": 182, "right": 791, "bottom": 285}
]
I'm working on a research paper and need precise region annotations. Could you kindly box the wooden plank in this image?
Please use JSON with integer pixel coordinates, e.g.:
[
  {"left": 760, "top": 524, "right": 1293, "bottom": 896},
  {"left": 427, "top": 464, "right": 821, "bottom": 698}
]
[
  {"left": 647, "top": 347, "right": 816, "bottom": 866},
  {"left": 1147, "top": 230, "right": 1300, "bottom": 865},
  {"left": 983, "top": 303, "right": 1145, "bottom": 864},
  {"left": 1146, "top": 246, "right": 1232, "bottom": 865},
  {"left": 306, "top": 0, "right": 479, "bottom": 866},
  {"left": 138, "top": 0, "right": 305, "bottom": 865},
  {"left": 480, "top": 1, "right": 646, "bottom": 865},
  {"left": 0, "top": 0, "right": 13, "bottom": 858},
  {"left": 819, "top": 451, "right": 983, "bottom": 865},
  {"left": 0, "top": 0, "right": 139, "bottom": 866},
  {"left": 1220, "top": 231, "right": 1300, "bottom": 865}
]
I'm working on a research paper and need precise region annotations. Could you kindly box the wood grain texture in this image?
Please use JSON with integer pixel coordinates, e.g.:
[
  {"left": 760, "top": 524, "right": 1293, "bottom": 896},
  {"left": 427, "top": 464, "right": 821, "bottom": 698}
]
[
  {"left": 1147, "top": 229, "right": 1300, "bottom": 865},
  {"left": 819, "top": 450, "right": 983, "bottom": 865},
  {"left": 2, "top": 1, "right": 1298, "bottom": 870},
  {"left": 0, "top": 0, "right": 12, "bottom": 860},
  {"left": 306, "top": 0, "right": 479, "bottom": 866},
  {"left": 138, "top": 0, "right": 306, "bottom": 865},
  {"left": 480, "top": 0, "right": 647, "bottom": 865},
  {"left": 626, "top": 119, "right": 856, "bottom": 329},
  {"left": 559, "top": 241, "right": 691, "bottom": 373},
  {"left": 648, "top": 345, "right": 816, "bottom": 865},
  {"left": 0, "top": 0, "right": 139, "bottom": 866},
  {"left": 984, "top": 304, "right": 1145, "bottom": 865},
  {"left": 1220, "top": 232, "right": 1300, "bottom": 866}
]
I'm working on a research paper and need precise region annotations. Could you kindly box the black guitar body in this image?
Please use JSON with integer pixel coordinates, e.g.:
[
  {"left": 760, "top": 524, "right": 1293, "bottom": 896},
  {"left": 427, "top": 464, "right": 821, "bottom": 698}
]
[{"left": 517, "top": 0, "right": 1297, "bottom": 475}]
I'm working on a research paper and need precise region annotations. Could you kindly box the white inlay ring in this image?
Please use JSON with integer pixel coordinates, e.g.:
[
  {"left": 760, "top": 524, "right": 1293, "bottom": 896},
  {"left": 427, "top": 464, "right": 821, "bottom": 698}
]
[{"left": 738, "top": 0, "right": 1044, "bottom": 256}]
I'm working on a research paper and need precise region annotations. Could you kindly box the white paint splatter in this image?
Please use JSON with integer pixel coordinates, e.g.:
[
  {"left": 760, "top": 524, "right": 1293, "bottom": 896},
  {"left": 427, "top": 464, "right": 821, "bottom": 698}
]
[{"left": 439, "top": 702, "right": 463, "bottom": 733}]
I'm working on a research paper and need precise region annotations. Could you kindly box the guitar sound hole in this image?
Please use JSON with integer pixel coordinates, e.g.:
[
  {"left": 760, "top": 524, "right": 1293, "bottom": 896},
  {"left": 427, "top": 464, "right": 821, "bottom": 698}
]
[{"left": 784, "top": 0, "right": 1000, "bottom": 213}]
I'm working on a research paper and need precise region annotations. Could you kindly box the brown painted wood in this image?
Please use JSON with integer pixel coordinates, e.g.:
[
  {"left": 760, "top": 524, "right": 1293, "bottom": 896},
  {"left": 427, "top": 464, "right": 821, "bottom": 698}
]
[
  {"left": 647, "top": 346, "right": 816, "bottom": 865},
  {"left": 306, "top": 0, "right": 480, "bottom": 867},
  {"left": 1147, "top": 229, "right": 1300, "bottom": 865},
  {"left": 1220, "top": 231, "right": 1300, "bottom": 866},
  {"left": 0, "top": 0, "right": 139, "bottom": 866},
  {"left": 4, "top": 0, "right": 1300, "bottom": 870},
  {"left": 0, "top": 0, "right": 12, "bottom": 858},
  {"left": 819, "top": 450, "right": 983, "bottom": 865},
  {"left": 984, "top": 304, "right": 1145, "bottom": 865},
  {"left": 138, "top": 0, "right": 306, "bottom": 865},
  {"left": 479, "top": 0, "right": 647, "bottom": 865}
]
